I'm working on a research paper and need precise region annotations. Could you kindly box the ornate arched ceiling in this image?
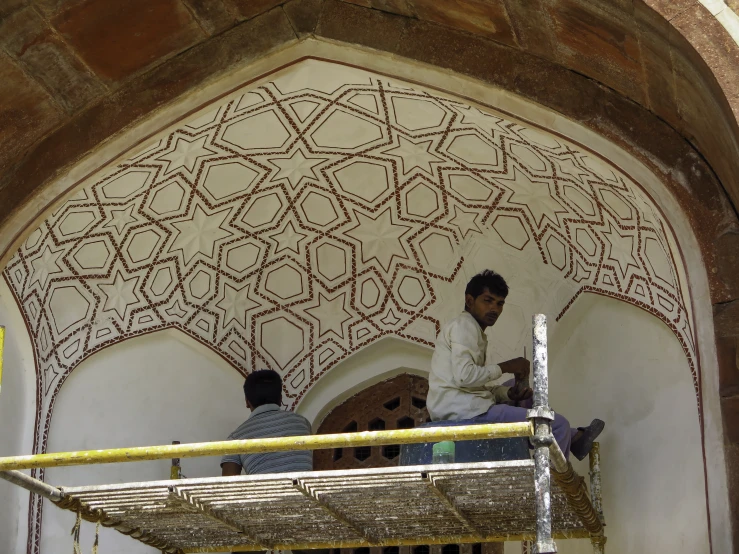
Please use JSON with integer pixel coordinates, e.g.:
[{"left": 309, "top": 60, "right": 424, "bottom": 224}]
[
  {"left": 3, "top": 59, "right": 697, "bottom": 459},
  {"left": 0, "top": 0, "right": 738, "bottom": 308}
]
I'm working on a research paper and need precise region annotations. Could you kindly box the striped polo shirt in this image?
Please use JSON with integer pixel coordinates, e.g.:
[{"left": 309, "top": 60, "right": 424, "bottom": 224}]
[{"left": 220, "top": 404, "right": 313, "bottom": 475}]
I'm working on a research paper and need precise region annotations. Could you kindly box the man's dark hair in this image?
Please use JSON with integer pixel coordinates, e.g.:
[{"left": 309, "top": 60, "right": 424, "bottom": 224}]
[
  {"left": 465, "top": 269, "right": 509, "bottom": 300},
  {"left": 243, "top": 370, "right": 282, "bottom": 408}
]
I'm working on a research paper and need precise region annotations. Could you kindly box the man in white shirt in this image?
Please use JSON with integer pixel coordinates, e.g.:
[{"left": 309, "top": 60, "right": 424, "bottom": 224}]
[{"left": 428, "top": 269, "right": 604, "bottom": 460}]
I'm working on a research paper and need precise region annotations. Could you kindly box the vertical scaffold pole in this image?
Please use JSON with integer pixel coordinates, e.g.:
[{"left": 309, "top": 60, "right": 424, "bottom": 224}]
[
  {"left": 529, "top": 314, "right": 557, "bottom": 554},
  {"left": 589, "top": 443, "right": 606, "bottom": 553}
]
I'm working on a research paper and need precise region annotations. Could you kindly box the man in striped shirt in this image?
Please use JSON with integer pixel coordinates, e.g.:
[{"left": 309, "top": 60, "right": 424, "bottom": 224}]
[{"left": 221, "top": 370, "right": 312, "bottom": 476}]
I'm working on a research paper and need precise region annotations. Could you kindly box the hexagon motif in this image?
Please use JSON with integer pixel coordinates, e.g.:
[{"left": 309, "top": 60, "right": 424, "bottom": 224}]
[
  {"left": 315, "top": 242, "right": 347, "bottom": 282},
  {"left": 384, "top": 397, "right": 401, "bottom": 411},
  {"left": 418, "top": 232, "right": 455, "bottom": 269},
  {"left": 300, "top": 192, "right": 339, "bottom": 227},
  {"left": 510, "top": 143, "right": 547, "bottom": 172},
  {"left": 311, "top": 110, "right": 383, "bottom": 149},
  {"left": 358, "top": 274, "right": 384, "bottom": 311},
  {"left": 100, "top": 171, "right": 151, "bottom": 199},
  {"left": 645, "top": 237, "right": 675, "bottom": 286},
  {"left": 260, "top": 316, "right": 305, "bottom": 369},
  {"left": 391, "top": 97, "right": 445, "bottom": 131},
  {"left": 447, "top": 134, "right": 500, "bottom": 166},
  {"left": 222, "top": 111, "right": 291, "bottom": 150},
  {"left": 202, "top": 161, "right": 259, "bottom": 201},
  {"left": 353, "top": 446, "right": 371, "bottom": 461},
  {"left": 149, "top": 267, "right": 174, "bottom": 297},
  {"left": 187, "top": 270, "right": 212, "bottom": 301},
  {"left": 72, "top": 240, "right": 111, "bottom": 270},
  {"left": 125, "top": 229, "right": 163, "bottom": 264},
  {"left": 576, "top": 228, "right": 597, "bottom": 257},
  {"left": 58, "top": 210, "right": 96, "bottom": 237},
  {"left": 564, "top": 185, "right": 596, "bottom": 216},
  {"left": 546, "top": 235, "right": 567, "bottom": 270},
  {"left": 265, "top": 263, "right": 304, "bottom": 300},
  {"left": 49, "top": 285, "right": 90, "bottom": 335},
  {"left": 448, "top": 173, "right": 493, "bottom": 202},
  {"left": 368, "top": 418, "right": 386, "bottom": 431},
  {"left": 225, "top": 241, "right": 262, "bottom": 276},
  {"left": 601, "top": 190, "right": 633, "bottom": 220},
  {"left": 382, "top": 445, "right": 400, "bottom": 460},
  {"left": 398, "top": 275, "right": 426, "bottom": 307},
  {"left": 405, "top": 183, "right": 440, "bottom": 218},
  {"left": 241, "top": 193, "right": 283, "bottom": 229},
  {"left": 334, "top": 162, "right": 390, "bottom": 204},
  {"left": 397, "top": 416, "right": 414, "bottom": 429},
  {"left": 149, "top": 181, "right": 187, "bottom": 216},
  {"left": 492, "top": 215, "right": 530, "bottom": 250}
]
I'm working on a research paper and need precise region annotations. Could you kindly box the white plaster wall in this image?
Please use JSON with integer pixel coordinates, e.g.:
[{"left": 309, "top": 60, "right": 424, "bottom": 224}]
[
  {"left": 40, "top": 330, "right": 246, "bottom": 554},
  {"left": 544, "top": 293, "right": 709, "bottom": 553},
  {"left": 0, "top": 279, "right": 35, "bottom": 554}
]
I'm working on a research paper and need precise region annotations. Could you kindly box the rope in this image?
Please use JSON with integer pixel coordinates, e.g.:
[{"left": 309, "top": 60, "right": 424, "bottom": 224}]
[
  {"left": 71, "top": 511, "right": 82, "bottom": 554},
  {"left": 551, "top": 461, "right": 603, "bottom": 536}
]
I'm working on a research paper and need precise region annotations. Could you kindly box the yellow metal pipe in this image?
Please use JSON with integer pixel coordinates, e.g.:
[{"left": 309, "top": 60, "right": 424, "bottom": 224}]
[
  {"left": 0, "top": 422, "right": 533, "bottom": 471},
  {"left": 182, "top": 530, "right": 591, "bottom": 552}
]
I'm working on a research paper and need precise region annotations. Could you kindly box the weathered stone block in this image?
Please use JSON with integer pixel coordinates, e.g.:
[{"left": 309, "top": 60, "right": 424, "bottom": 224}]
[
  {"left": 409, "top": 0, "right": 518, "bottom": 47},
  {"left": 182, "top": 0, "right": 237, "bottom": 35},
  {"left": 52, "top": 0, "right": 206, "bottom": 82},
  {"left": 717, "top": 335, "right": 739, "bottom": 397},
  {"left": 283, "top": 0, "right": 323, "bottom": 36},
  {"left": 545, "top": 0, "right": 645, "bottom": 104},
  {"left": 0, "top": 51, "right": 63, "bottom": 173},
  {"left": 339, "top": 0, "right": 415, "bottom": 17},
  {"left": 317, "top": 0, "right": 407, "bottom": 54},
  {"left": 722, "top": 395, "right": 739, "bottom": 444},
  {"left": 0, "top": 7, "right": 105, "bottom": 113},
  {"left": 223, "top": 0, "right": 285, "bottom": 20}
]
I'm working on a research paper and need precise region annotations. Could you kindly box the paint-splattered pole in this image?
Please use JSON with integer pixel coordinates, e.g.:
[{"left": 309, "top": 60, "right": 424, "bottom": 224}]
[
  {"left": 529, "top": 314, "right": 557, "bottom": 554},
  {"left": 0, "top": 326, "right": 5, "bottom": 395}
]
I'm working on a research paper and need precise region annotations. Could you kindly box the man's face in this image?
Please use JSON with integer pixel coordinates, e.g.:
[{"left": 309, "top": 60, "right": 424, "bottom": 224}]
[{"left": 465, "top": 288, "right": 506, "bottom": 328}]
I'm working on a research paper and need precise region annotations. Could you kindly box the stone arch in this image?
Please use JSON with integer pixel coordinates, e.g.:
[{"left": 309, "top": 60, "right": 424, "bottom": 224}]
[{"left": 0, "top": 46, "right": 730, "bottom": 553}]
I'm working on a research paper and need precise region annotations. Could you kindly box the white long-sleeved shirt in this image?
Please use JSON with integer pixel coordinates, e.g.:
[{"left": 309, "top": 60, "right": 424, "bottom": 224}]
[{"left": 427, "top": 311, "right": 510, "bottom": 421}]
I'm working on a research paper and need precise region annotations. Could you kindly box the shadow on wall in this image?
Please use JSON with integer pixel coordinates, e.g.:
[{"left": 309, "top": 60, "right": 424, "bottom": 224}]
[
  {"left": 0, "top": 278, "right": 35, "bottom": 554},
  {"left": 548, "top": 293, "right": 708, "bottom": 553},
  {"left": 40, "top": 329, "right": 246, "bottom": 554}
]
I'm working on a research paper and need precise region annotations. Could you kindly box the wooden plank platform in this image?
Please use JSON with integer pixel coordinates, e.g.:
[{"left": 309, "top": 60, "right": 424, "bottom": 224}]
[{"left": 58, "top": 460, "right": 595, "bottom": 553}]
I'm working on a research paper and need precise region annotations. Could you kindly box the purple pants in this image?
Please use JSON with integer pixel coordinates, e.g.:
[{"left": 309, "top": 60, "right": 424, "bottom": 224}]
[
  {"left": 490, "top": 378, "right": 574, "bottom": 458},
  {"left": 467, "top": 403, "right": 572, "bottom": 459}
]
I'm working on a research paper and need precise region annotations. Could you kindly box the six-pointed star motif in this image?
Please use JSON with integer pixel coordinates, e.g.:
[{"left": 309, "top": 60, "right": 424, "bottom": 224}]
[
  {"left": 456, "top": 105, "right": 507, "bottom": 136},
  {"left": 269, "top": 148, "right": 327, "bottom": 189},
  {"left": 158, "top": 135, "right": 217, "bottom": 174},
  {"left": 28, "top": 245, "right": 64, "bottom": 289},
  {"left": 603, "top": 222, "right": 639, "bottom": 278},
  {"left": 502, "top": 168, "right": 567, "bottom": 228},
  {"left": 306, "top": 292, "right": 352, "bottom": 338},
  {"left": 104, "top": 204, "right": 138, "bottom": 234},
  {"left": 217, "top": 282, "right": 259, "bottom": 329},
  {"left": 267, "top": 220, "right": 308, "bottom": 255},
  {"left": 383, "top": 136, "right": 443, "bottom": 176},
  {"left": 345, "top": 207, "right": 412, "bottom": 272},
  {"left": 170, "top": 204, "right": 233, "bottom": 263},
  {"left": 98, "top": 271, "right": 139, "bottom": 319},
  {"left": 449, "top": 205, "right": 482, "bottom": 238}
]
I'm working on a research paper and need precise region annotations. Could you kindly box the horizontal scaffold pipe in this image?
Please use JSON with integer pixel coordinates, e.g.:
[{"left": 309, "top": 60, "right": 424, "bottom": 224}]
[{"left": 0, "top": 421, "right": 533, "bottom": 471}]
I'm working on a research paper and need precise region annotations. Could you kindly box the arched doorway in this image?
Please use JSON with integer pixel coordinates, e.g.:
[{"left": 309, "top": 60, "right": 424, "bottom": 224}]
[{"left": 314, "top": 374, "right": 502, "bottom": 554}]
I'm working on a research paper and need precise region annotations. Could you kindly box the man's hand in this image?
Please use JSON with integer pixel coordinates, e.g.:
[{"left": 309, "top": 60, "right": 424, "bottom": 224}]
[
  {"left": 507, "top": 380, "right": 533, "bottom": 401},
  {"left": 221, "top": 462, "right": 242, "bottom": 477},
  {"left": 499, "top": 357, "right": 530, "bottom": 380}
]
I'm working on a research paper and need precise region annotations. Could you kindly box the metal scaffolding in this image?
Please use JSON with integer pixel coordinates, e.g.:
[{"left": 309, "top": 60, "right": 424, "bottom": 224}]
[{"left": 0, "top": 315, "right": 606, "bottom": 553}]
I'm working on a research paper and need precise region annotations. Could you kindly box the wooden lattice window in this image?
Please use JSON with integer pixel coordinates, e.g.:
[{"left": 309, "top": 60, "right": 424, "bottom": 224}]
[{"left": 314, "top": 374, "right": 503, "bottom": 554}]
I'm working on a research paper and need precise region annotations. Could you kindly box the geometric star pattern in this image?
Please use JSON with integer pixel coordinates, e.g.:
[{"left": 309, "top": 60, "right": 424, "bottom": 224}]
[{"left": 2, "top": 64, "right": 697, "bottom": 548}]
